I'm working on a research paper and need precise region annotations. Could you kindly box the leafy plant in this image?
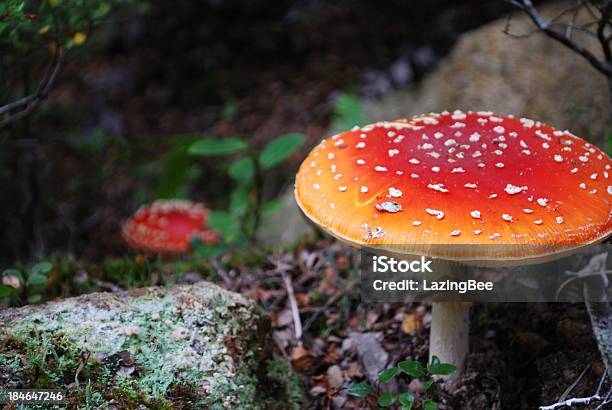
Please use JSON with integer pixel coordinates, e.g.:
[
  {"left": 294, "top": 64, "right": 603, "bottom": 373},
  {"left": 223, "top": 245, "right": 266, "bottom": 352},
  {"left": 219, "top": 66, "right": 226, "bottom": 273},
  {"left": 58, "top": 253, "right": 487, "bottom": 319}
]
[
  {"left": 1, "top": 261, "right": 53, "bottom": 305},
  {"left": 0, "top": 0, "right": 148, "bottom": 129},
  {"left": 330, "top": 92, "right": 368, "bottom": 134},
  {"left": 187, "top": 132, "right": 305, "bottom": 255},
  {"left": 346, "top": 356, "right": 457, "bottom": 409}
]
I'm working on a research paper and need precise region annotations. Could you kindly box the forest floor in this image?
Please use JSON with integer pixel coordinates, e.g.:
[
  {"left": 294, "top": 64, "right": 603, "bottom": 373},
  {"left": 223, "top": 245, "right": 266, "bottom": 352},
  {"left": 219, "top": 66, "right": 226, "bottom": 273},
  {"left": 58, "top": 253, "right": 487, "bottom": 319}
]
[{"left": 7, "top": 240, "right": 606, "bottom": 409}]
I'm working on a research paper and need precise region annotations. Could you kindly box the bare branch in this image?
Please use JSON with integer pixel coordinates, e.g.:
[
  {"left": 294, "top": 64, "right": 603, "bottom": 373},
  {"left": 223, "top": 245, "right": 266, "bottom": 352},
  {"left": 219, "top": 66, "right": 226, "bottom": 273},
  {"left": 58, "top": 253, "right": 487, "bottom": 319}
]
[
  {"left": 508, "top": 0, "right": 612, "bottom": 77},
  {"left": 596, "top": 2, "right": 612, "bottom": 63},
  {"left": 0, "top": 48, "right": 65, "bottom": 130}
]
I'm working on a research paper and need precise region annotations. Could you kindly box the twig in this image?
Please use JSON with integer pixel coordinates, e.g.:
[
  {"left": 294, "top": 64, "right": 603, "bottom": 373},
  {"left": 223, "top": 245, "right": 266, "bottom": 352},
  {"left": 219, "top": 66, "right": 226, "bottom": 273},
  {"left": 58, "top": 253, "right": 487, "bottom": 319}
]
[
  {"left": 281, "top": 270, "right": 303, "bottom": 344},
  {"left": 539, "top": 394, "right": 606, "bottom": 410},
  {"left": 508, "top": 0, "right": 612, "bottom": 76},
  {"left": 0, "top": 48, "right": 65, "bottom": 129},
  {"left": 211, "top": 257, "right": 234, "bottom": 290},
  {"left": 302, "top": 291, "right": 344, "bottom": 333}
]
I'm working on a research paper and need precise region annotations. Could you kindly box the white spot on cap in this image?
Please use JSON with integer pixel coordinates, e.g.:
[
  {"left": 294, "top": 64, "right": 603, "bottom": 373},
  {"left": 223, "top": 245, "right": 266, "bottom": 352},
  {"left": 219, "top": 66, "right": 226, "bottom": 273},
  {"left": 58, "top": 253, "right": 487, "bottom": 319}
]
[
  {"left": 579, "top": 183, "right": 586, "bottom": 189},
  {"left": 451, "top": 167, "right": 465, "bottom": 173},
  {"left": 375, "top": 166, "right": 388, "bottom": 172},
  {"left": 360, "top": 186, "right": 368, "bottom": 193},
  {"left": 388, "top": 187, "right": 403, "bottom": 198},
  {"left": 504, "top": 184, "right": 526, "bottom": 195},
  {"left": 357, "top": 159, "right": 366, "bottom": 165},
  {"left": 473, "top": 229, "right": 483, "bottom": 235},
  {"left": 388, "top": 149, "right": 400, "bottom": 157},
  {"left": 607, "top": 186, "right": 612, "bottom": 195},
  {"left": 356, "top": 142, "right": 366, "bottom": 149},
  {"left": 425, "top": 208, "right": 445, "bottom": 219},
  {"left": 338, "top": 186, "right": 347, "bottom": 192},
  {"left": 489, "top": 193, "right": 498, "bottom": 199},
  {"left": 554, "top": 155, "right": 563, "bottom": 163},
  {"left": 493, "top": 126, "right": 505, "bottom": 134},
  {"left": 376, "top": 202, "right": 403, "bottom": 213},
  {"left": 590, "top": 173, "right": 598, "bottom": 180},
  {"left": 411, "top": 173, "right": 419, "bottom": 178},
  {"left": 470, "top": 210, "right": 481, "bottom": 219},
  {"left": 313, "top": 184, "right": 320, "bottom": 190},
  {"left": 328, "top": 153, "right": 335, "bottom": 159},
  {"left": 570, "top": 168, "right": 578, "bottom": 174},
  {"left": 556, "top": 216, "right": 564, "bottom": 224},
  {"left": 409, "top": 158, "right": 420, "bottom": 164},
  {"left": 469, "top": 133, "right": 481, "bottom": 142},
  {"left": 502, "top": 214, "right": 513, "bottom": 222},
  {"left": 537, "top": 198, "right": 548, "bottom": 207},
  {"left": 449, "top": 230, "right": 461, "bottom": 237},
  {"left": 523, "top": 208, "right": 533, "bottom": 214},
  {"left": 412, "top": 220, "right": 422, "bottom": 226},
  {"left": 495, "top": 162, "right": 505, "bottom": 168},
  {"left": 444, "top": 139, "right": 457, "bottom": 146},
  {"left": 428, "top": 183, "right": 449, "bottom": 193},
  {"left": 434, "top": 132, "right": 444, "bottom": 139},
  {"left": 464, "top": 183, "right": 477, "bottom": 189},
  {"left": 534, "top": 220, "right": 543, "bottom": 225},
  {"left": 432, "top": 166, "right": 441, "bottom": 172}
]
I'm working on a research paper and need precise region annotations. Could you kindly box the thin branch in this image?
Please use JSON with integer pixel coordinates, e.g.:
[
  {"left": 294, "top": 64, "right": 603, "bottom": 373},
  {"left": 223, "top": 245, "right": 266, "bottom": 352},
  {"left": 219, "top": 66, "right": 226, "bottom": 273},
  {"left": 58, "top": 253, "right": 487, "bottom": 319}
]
[
  {"left": 0, "top": 48, "right": 65, "bottom": 129},
  {"left": 281, "top": 270, "right": 303, "bottom": 344},
  {"left": 596, "top": 3, "right": 612, "bottom": 63},
  {"left": 509, "top": 0, "right": 612, "bottom": 77}
]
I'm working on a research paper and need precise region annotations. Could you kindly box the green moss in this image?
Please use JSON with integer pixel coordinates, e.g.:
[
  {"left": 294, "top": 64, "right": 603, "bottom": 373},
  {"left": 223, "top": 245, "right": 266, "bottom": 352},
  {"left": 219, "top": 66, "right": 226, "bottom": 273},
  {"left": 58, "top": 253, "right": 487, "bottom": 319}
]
[
  {"left": 0, "top": 283, "right": 303, "bottom": 408},
  {"left": 265, "top": 356, "right": 304, "bottom": 409}
]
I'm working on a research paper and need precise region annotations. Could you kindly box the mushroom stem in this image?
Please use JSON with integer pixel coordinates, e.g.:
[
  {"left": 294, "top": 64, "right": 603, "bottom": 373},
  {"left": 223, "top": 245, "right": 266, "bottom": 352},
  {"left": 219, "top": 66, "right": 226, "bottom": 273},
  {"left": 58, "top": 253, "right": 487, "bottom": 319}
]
[{"left": 429, "top": 301, "right": 470, "bottom": 390}]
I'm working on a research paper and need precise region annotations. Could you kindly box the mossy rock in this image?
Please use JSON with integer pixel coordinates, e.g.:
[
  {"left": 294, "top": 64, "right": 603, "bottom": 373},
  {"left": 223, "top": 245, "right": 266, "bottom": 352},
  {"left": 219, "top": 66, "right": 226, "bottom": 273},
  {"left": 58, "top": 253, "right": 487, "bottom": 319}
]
[{"left": 0, "top": 282, "right": 303, "bottom": 409}]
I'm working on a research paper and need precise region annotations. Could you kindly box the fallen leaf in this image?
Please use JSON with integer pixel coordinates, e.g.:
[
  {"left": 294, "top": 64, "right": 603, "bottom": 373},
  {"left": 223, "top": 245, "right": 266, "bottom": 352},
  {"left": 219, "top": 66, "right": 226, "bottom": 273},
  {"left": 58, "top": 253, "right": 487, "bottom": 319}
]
[
  {"left": 401, "top": 313, "right": 422, "bottom": 335},
  {"left": 326, "top": 365, "right": 344, "bottom": 389}
]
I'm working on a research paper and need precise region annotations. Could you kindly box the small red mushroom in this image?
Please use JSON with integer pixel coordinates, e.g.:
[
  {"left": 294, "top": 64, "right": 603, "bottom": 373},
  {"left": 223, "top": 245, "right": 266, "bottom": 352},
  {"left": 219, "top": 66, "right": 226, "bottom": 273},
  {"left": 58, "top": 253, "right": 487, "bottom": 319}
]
[{"left": 122, "top": 200, "right": 220, "bottom": 254}]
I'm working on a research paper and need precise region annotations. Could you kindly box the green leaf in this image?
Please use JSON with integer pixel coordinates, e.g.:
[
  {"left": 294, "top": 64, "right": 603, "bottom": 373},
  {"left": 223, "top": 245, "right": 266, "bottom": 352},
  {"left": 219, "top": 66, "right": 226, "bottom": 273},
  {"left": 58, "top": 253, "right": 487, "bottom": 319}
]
[
  {"left": 0, "top": 285, "right": 16, "bottom": 298},
  {"left": 422, "top": 379, "right": 434, "bottom": 390},
  {"left": 377, "top": 392, "right": 395, "bottom": 407},
  {"left": 331, "top": 93, "right": 367, "bottom": 133},
  {"left": 30, "top": 262, "right": 52, "bottom": 275},
  {"left": 229, "top": 184, "right": 252, "bottom": 216},
  {"left": 398, "top": 392, "right": 414, "bottom": 408},
  {"left": 208, "top": 211, "right": 239, "bottom": 241},
  {"left": 259, "top": 133, "right": 305, "bottom": 169},
  {"left": 188, "top": 138, "right": 247, "bottom": 156},
  {"left": 262, "top": 199, "right": 283, "bottom": 214},
  {"left": 27, "top": 273, "right": 47, "bottom": 286},
  {"left": 346, "top": 382, "right": 372, "bottom": 398},
  {"left": 378, "top": 367, "right": 399, "bottom": 384},
  {"left": 193, "top": 243, "right": 227, "bottom": 259},
  {"left": 428, "top": 362, "right": 457, "bottom": 376},
  {"left": 398, "top": 360, "right": 424, "bottom": 378},
  {"left": 429, "top": 355, "right": 440, "bottom": 367},
  {"left": 156, "top": 143, "right": 195, "bottom": 199},
  {"left": 423, "top": 399, "right": 437, "bottom": 410},
  {"left": 27, "top": 294, "right": 42, "bottom": 304},
  {"left": 228, "top": 157, "right": 254, "bottom": 182}
]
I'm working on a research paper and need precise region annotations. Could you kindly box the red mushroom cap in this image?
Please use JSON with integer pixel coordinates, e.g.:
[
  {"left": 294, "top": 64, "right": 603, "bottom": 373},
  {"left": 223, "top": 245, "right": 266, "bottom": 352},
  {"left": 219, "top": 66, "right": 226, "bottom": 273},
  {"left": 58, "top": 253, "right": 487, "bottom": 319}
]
[
  {"left": 122, "top": 199, "right": 220, "bottom": 254},
  {"left": 295, "top": 111, "right": 611, "bottom": 262}
]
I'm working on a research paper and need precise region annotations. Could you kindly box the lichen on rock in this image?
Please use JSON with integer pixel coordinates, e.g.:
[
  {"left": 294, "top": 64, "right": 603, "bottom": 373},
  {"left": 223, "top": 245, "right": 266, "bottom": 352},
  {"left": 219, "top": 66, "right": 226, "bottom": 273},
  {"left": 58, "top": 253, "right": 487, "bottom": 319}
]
[{"left": 0, "top": 282, "right": 303, "bottom": 409}]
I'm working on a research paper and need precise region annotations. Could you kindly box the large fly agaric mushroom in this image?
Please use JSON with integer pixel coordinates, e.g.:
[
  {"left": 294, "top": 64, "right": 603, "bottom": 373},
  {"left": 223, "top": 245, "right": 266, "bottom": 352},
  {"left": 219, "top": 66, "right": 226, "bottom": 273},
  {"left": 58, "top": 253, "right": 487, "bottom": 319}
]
[
  {"left": 295, "top": 110, "right": 611, "bottom": 386},
  {"left": 122, "top": 199, "right": 219, "bottom": 254}
]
